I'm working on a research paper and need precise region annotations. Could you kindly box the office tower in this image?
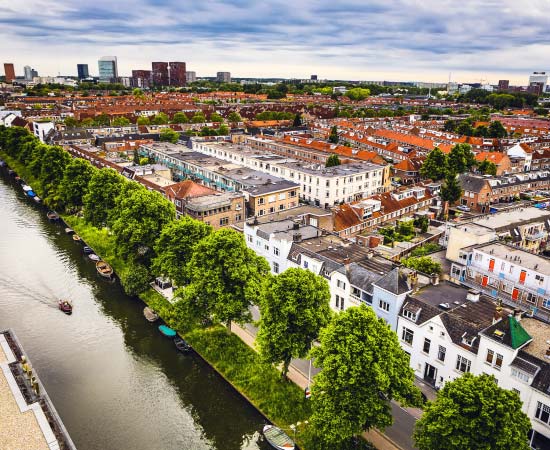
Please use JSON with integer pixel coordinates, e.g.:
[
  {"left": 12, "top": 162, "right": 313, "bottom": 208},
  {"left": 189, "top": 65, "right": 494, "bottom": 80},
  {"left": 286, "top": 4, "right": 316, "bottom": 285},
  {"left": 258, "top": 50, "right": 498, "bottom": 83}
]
[
  {"left": 152, "top": 62, "right": 169, "bottom": 86},
  {"left": 498, "top": 80, "right": 509, "bottom": 91},
  {"left": 77, "top": 64, "right": 89, "bottom": 79},
  {"left": 310, "top": 74, "right": 318, "bottom": 80},
  {"left": 31, "top": 69, "right": 38, "bottom": 78},
  {"left": 216, "top": 72, "right": 231, "bottom": 83},
  {"left": 98, "top": 56, "right": 118, "bottom": 83},
  {"left": 131, "top": 70, "right": 151, "bottom": 88},
  {"left": 186, "top": 71, "right": 197, "bottom": 83},
  {"left": 24, "top": 65, "right": 33, "bottom": 81},
  {"left": 169, "top": 62, "right": 186, "bottom": 87},
  {"left": 3, "top": 63, "right": 15, "bottom": 82},
  {"left": 528, "top": 72, "right": 548, "bottom": 94}
]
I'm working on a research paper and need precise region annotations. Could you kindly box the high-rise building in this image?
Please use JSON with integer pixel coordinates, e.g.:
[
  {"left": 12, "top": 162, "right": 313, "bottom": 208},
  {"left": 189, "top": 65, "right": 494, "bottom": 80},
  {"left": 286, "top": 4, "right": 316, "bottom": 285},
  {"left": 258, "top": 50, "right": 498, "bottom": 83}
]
[
  {"left": 528, "top": 72, "right": 548, "bottom": 93},
  {"left": 152, "top": 62, "right": 169, "bottom": 86},
  {"left": 310, "top": 74, "right": 318, "bottom": 81},
  {"left": 169, "top": 62, "right": 186, "bottom": 87},
  {"left": 131, "top": 70, "right": 151, "bottom": 88},
  {"left": 186, "top": 71, "right": 197, "bottom": 83},
  {"left": 98, "top": 56, "right": 118, "bottom": 83},
  {"left": 3, "top": 63, "right": 15, "bottom": 82},
  {"left": 216, "top": 72, "right": 231, "bottom": 83},
  {"left": 31, "top": 69, "right": 38, "bottom": 79},
  {"left": 77, "top": 64, "right": 89, "bottom": 79},
  {"left": 24, "top": 65, "right": 33, "bottom": 81},
  {"left": 498, "top": 80, "right": 509, "bottom": 91}
]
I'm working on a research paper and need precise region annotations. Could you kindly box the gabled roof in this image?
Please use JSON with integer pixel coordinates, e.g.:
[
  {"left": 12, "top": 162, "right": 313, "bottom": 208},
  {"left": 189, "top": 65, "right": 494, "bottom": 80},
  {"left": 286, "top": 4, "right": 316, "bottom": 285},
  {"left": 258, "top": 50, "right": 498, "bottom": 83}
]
[
  {"left": 509, "top": 316, "right": 532, "bottom": 349},
  {"left": 458, "top": 174, "right": 490, "bottom": 193},
  {"left": 373, "top": 268, "right": 411, "bottom": 295},
  {"left": 475, "top": 152, "right": 507, "bottom": 164},
  {"left": 166, "top": 180, "right": 215, "bottom": 199},
  {"left": 481, "top": 314, "right": 532, "bottom": 350},
  {"left": 393, "top": 158, "right": 423, "bottom": 172}
]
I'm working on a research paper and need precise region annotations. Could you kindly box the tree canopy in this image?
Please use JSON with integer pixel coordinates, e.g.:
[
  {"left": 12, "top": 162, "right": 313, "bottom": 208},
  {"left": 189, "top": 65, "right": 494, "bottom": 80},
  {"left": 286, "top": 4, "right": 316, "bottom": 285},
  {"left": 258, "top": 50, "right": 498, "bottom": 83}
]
[
  {"left": 151, "top": 112, "right": 169, "bottom": 125},
  {"left": 325, "top": 154, "right": 341, "bottom": 167},
  {"left": 58, "top": 158, "right": 95, "bottom": 210},
  {"left": 309, "top": 305, "right": 421, "bottom": 444},
  {"left": 257, "top": 268, "right": 332, "bottom": 378},
  {"left": 83, "top": 168, "right": 126, "bottom": 228},
  {"left": 328, "top": 125, "right": 339, "bottom": 144},
  {"left": 440, "top": 172, "right": 463, "bottom": 205},
  {"left": 172, "top": 112, "right": 189, "bottom": 124},
  {"left": 136, "top": 116, "right": 150, "bottom": 125},
  {"left": 420, "top": 148, "right": 448, "bottom": 181},
  {"left": 159, "top": 128, "right": 180, "bottom": 143},
  {"left": 227, "top": 111, "right": 242, "bottom": 123},
  {"left": 400, "top": 256, "right": 442, "bottom": 274},
  {"left": 478, "top": 159, "right": 497, "bottom": 176},
  {"left": 345, "top": 87, "right": 370, "bottom": 101},
  {"left": 447, "top": 144, "right": 476, "bottom": 174},
  {"left": 414, "top": 373, "right": 531, "bottom": 450}
]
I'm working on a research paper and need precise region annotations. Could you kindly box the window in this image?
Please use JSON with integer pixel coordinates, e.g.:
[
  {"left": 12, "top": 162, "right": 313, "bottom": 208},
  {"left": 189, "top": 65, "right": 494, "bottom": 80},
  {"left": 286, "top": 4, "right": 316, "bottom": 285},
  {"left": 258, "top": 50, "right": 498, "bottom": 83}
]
[
  {"left": 335, "top": 295, "right": 345, "bottom": 310},
  {"left": 264, "top": 244, "right": 269, "bottom": 251},
  {"left": 379, "top": 300, "right": 390, "bottom": 312},
  {"left": 403, "top": 309, "right": 417, "bottom": 322},
  {"left": 273, "top": 247, "right": 280, "bottom": 256},
  {"left": 495, "top": 353, "right": 503, "bottom": 369},
  {"left": 337, "top": 280, "right": 346, "bottom": 289},
  {"left": 511, "top": 368, "right": 530, "bottom": 383},
  {"left": 351, "top": 287, "right": 361, "bottom": 299},
  {"left": 402, "top": 327, "right": 414, "bottom": 345},
  {"left": 456, "top": 355, "right": 471, "bottom": 373},
  {"left": 437, "top": 345, "right": 446, "bottom": 362},
  {"left": 423, "top": 338, "right": 431, "bottom": 354},
  {"left": 272, "top": 262, "right": 279, "bottom": 274},
  {"left": 278, "top": 193, "right": 286, "bottom": 200},
  {"left": 486, "top": 349, "right": 494, "bottom": 364},
  {"left": 279, "top": 204, "right": 285, "bottom": 211},
  {"left": 219, "top": 217, "right": 229, "bottom": 226},
  {"left": 303, "top": 261, "right": 309, "bottom": 269},
  {"left": 258, "top": 197, "right": 265, "bottom": 205},
  {"left": 535, "top": 402, "right": 550, "bottom": 425},
  {"left": 247, "top": 235, "right": 253, "bottom": 243},
  {"left": 269, "top": 207, "right": 275, "bottom": 213}
]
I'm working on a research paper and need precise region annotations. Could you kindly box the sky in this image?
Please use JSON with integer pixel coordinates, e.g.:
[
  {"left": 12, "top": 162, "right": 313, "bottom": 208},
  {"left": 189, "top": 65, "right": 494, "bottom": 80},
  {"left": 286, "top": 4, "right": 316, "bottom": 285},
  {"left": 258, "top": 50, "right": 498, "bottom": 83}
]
[{"left": 1, "top": 0, "right": 549, "bottom": 84}]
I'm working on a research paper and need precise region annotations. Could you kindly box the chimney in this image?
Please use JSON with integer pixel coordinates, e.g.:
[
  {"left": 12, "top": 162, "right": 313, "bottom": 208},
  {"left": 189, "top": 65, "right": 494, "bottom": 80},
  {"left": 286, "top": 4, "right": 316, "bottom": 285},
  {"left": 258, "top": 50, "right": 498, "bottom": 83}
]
[
  {"left": 407, "top": 270, "right": 418, "bottom": 290},
  {"left": 466, "top": 289, "right": 480, "bottom": 302},
  {"left": 430, "top": 273, "right": 440, "bottom": 285},
  {"left": 293, "top": 221, "right": 300, "bottom": 230},
  {"left": 493, "top": 301, "right": 503, "bottom": 324},
  {"left": 514, "top": 308, "right": 522, "bottom": 322},
  {"left": 293, "top": 232, "right": 302, "bottom": 242}
]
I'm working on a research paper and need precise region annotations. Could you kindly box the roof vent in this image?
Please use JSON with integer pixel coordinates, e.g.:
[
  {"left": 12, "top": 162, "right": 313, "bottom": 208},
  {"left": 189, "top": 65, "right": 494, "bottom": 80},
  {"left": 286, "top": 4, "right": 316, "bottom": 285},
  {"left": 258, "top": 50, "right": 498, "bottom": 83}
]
[
  {"left": 493, "top": 329, "right": 505, "bottom": 340},
  {"left": 467, "top": 289, "right": 480, "bottom": 302}
]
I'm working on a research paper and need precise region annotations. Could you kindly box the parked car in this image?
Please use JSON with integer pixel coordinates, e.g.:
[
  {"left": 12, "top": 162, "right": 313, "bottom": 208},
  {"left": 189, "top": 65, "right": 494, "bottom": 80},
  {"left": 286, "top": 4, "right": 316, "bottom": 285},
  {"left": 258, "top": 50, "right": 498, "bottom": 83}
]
[{"left": 456, "top": 205, "right": 471, "bottom": 212}]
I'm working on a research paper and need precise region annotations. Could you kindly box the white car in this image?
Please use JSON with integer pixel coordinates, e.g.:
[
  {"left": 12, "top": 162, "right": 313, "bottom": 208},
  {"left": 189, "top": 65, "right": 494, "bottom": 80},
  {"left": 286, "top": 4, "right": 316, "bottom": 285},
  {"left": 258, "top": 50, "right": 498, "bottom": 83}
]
[{"left": 456, "top": 205, "right": 471, "bottom": 212}]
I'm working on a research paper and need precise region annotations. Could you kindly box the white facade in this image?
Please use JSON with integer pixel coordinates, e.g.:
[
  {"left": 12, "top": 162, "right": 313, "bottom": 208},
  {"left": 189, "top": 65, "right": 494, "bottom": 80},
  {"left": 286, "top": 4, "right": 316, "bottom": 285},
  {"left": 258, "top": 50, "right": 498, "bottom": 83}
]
[{"left": 32, "top": 121, "right": 54, "bottom": 143}]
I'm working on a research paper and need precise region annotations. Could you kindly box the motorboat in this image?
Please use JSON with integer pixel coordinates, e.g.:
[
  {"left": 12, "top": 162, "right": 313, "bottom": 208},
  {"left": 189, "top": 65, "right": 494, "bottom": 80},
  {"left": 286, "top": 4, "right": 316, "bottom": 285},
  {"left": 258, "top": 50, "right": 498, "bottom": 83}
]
[
  {"left": 96, "top": 260, "right": 113, "bottom": 279},
  {"left": 72, "top": 234, "right": 82, "bottom": 243},
  {"left": 22, "top": 185, "right": 32, "bottom": 192},
  {"left": 88, "top": 253, "right": 100, "bottom": 261},
  {"left": 263, "top": 425, "right": 295, "bottom": 450},
  {"left": 58, "top": 300, "right": 73, "bottom": 315},
  {"left": 65, "top": 227, "right": 74, "bottom": 235},
  {"left": 143, "top": 307, "right": 159, "bottom": 322},
  {"left": 26, "top": 190, "right": 36, "bottom": 198},
  {"left": 46, "top": 211, "right": 59, "bottom": 221}
]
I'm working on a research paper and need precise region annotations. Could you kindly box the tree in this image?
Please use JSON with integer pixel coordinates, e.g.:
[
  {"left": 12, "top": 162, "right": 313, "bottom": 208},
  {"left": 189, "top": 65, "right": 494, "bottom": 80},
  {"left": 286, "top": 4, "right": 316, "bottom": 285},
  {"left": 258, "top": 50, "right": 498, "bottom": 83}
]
[
  {"left": 38, "top": 146, "right": 71, "bottom": 208},
  {"left": 152, "top": 217, "right": 212, "bottom": 286},
  {"left": 309, "top": 305, "right": 421, "bottom": 444},
  {"left": 111, "top": 187, "right": 175, "bottom": 261},
  {"left": 345, "top": 87, "right": 370, "bottom": 101},
  {"left": 58, "top": 158, "right": 95, "bottom": 210},
  {"left": 456, "top": 121, "right": 474, "bottom": 136},
  {"left": 119, "top": 263, "right": 150, "bottom": 296},
  {"left": 64, "top": 117, "right": 78, "bottom": 128},
  {"left": 191, "top": 111, "right": 206, "bottom": 123},
  {"left": 172, "top": 112, "right": 189, "bottom": 124},
  {"left": 328, "top": 125, "right": 339, "bottom": 144},
  {"left": 132, "top": 88, "right": 145, "bottom": 100},
  {"left": 151, "top": 112, "right": 169, "bottom": 125},
  {"left": 325, "top": 154, "right": 341, "bottom": 167},
  {"left": 401, "top": 256, "right": 442, "bottom": 274},
  {"left": 94, "top": 113, "right": 110, "bottom": 127},
  {"left": 413, "top": 216, "right": 429, "bottom": 233},
  {"left": 159, "top": 128, "right": 180, "bottom": 143},
  {"left": 448, "top": 143, "right": 476, "bottom": 174},
  {"left": 136, "top": 116, "right": 150, "bottom": 126},
  {"left": 112, "top": 116, "right": 130, "bottom": 126},
  {"left": 257, "top": 268, "right": 331, "bottom": 379},
  {"left": 292, "top": 113, "right": 302, "bottom": 127},
  {"left": 440, "top": 172, "right": 463, "bottom": 205},
  {"left": 83, "top": 168, "right": 126, "bottom": 228},
  {"left": 227, "top": 111, "right": 242, "bottom": 123},
  {"left": 414, "top": 373, "right": 530, "bottom": 450},
  {"left": 80, "top": 118, "right": 94, "bottom": 127},
  {"left": 217, "top": 124, "right": 230, "bottom": 135},
  {"left": 420, "top": 147, "right": 448, "bottom": 180},
  {"left": 209, "top": 112, "right": 224, "bottom": 123},
  {"left": 488, "top": 120, "right": 507, "bottom": 138},
  {"left": 179, "top": 228, "right": 270, "bottom": 327},
  {"left": 478, "top": 159, "right": 497, "bottom": 176}
]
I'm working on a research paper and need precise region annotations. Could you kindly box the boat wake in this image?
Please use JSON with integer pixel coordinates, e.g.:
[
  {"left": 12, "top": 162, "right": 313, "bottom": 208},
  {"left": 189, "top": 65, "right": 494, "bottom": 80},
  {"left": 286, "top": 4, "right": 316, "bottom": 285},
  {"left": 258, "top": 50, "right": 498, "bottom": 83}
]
[{"left": 0, "top": 274, "right": 63, "bottom": 308}]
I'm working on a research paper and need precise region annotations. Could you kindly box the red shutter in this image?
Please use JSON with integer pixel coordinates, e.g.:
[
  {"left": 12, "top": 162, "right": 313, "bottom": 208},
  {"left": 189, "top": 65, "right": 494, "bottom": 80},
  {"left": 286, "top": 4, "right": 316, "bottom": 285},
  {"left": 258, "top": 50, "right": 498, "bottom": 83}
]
[
  {"left": 519, "top": 270, "right": 526, "bottom": 284},
  {"left": 488, "top": 259, "right": 495, "bottom": 272},
  {"left": 482, "top": 275, "right": 488, "bottom": 287},
  {"left": 512, "top": 288, "right": 519, "bottom": 301}
]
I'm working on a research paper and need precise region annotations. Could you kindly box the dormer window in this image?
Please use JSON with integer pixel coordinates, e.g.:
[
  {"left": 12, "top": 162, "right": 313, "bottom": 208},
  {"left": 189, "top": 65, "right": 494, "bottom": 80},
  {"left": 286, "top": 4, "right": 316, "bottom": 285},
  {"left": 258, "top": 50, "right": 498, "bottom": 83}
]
[
  {"left": 403, "top": 309, "right": 417, "bottom": 322},
  {"left": 461, "top": 333, "right": 477, "bottom": 347}
]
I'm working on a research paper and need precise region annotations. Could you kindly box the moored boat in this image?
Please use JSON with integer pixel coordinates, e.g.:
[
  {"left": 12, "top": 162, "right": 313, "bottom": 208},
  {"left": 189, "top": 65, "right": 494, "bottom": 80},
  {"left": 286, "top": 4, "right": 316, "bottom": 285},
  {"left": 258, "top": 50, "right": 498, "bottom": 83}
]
[
  {"left": 72, "top": 234, "right": 82, "bottom": 243},
  {"left": 8, "top": 169, "right": 16, "bottom": 176},
  {"left": 65, "top": 227, "right": 74, "bottom": 235},
  {"left": 96, "top": 260, "right": 113, "bottom": 278},
  {"left": 0, "top": 159, "right": 6, "bottom": 167},
  {"left": 33, "top": 196, "right": 41, "bottom": 203},
  {"left": 83, "top": 246, "right": 93, "bottom": 254},
  {"left": 22, "top": 185, "right": 32, "bottom": 192},
  {"left": 47, "top": 211, "right": 60, "bottom": 221},
  {"left": 143, "top": 307, "right": 159, "bottom": 322},
  {"left": 88, "top": 253, "right": 100, "bottom": 261},
  {"left": 263, "top": 425, "right": 295, "bottom": 450},
  {"left": 26, "top": 190, "right": 36, "bottom": 198},
  {"left": 174, "top": 336, "right": 192, "bottom": 352},
  {"left": 58, "top": 300, "right": 73, "bottom": 315},
  {"left": 158, "top": 324, "right": 177, "bottom": 338}
]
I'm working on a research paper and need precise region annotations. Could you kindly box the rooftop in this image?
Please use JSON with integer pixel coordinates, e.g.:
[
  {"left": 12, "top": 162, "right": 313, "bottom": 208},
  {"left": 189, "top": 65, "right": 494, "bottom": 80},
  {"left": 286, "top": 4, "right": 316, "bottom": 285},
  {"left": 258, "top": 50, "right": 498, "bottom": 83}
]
[
  {"left": 520, "top": 317, "right": 550, "bottom": 360},
  {"left": 474, "top": 241, "right": 550, "bottom": 276},
  {"left": 470, "top": 207, "right": 550, "bottom": 231}
]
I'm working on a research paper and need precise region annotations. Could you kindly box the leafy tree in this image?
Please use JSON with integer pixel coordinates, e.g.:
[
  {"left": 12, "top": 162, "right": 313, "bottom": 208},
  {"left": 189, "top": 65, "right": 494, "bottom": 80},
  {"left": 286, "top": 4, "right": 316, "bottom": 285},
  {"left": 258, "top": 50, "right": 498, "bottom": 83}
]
[
  {"left": 448, "top": 143, "right": 476, "bottom": 174},
  {"left": 83, "top": 168, "right": 126, "bottom": 227},
  {"left": 217, "top": 124, "right": 230, "bottom": 135},
  {"left": 159, "top": 128, "right": 180, "bottom": 143},
  {"left": 345, "top": 87, "right": 370, "bottom": 101},
  {"left": 420, "top": 147, "right": 448, "bottom": 180},
  {"left": 94, "top": 113, "right": 110, "bottom": 127},
  {"left": 414, "top": 373, "right": 530, "bottom": 450},
  {"left": 80, "top": 118, "right": 94, "bottom": 127},
  {"left": 257, "top": 268, "right": 331, "bottom": 379},
  {"left": 132, "top": 88, "right": 145, "bottom": 99},
  {"left": 309, "top": 305, "right": 421, "bottom": 444},
  {"left": 401, "top": 256, "right": 441, "bottom": 274},
  {"left": 191, "top": 111, "right": 206, "bottom": 123},
  {"left": 440, "top": 172, "right": 463, "bottom": 205},
  {"left": 473, "top": 125, "right": 489, "bottom": 137},
  {"left": 443, "top": 120, "right": 456, "bottom": 132},
  {"left": 136, "top": 116, "right": 151, "bottom": 126},
  {"left": 413, "top": 216, "right": 429, "bottom": 233},
  {"left": 227, "top": 111, "right": 242, "bottom": 123},
  {"left": 179, "top": 228, "right": 270, "bottom": 327},
  {"left": 119, "top": 263, "right": 150, "bottom": 296},
  {"left": 112, "top": 116, "right": 130, "bottom": 126},
  {"left": 172, "top": 112, "right": 189, "bottom": 124},
  {"left": 328, "top": 125, "right": 339, "bottom": 144},
  {"left": 325, "top": 154, "right": 341, "bottom": 167},
  {"left": 209, "top": 112, "right": 224, "bottom": 123},
  {"left": 111, "top": 187, "right": 175, "bottom": 261},
  {"left": 58, "top": 158, "right": 95, "bottom": 210},
  {"left": 456, "top": 121, "right": 474, "bottom": 136},
  {"left": 152, "top": 217, "right": 212, "bottom": 286},
  {"left": 488, "top": 120, "right": 507, "bottom": 138},
  {"left": 478, "top": 159, "right": 497, "bottom": 176},
  {"left": 151, "top": 112, "right": 169, "bottom": 125},
  {"left": 64, "top": 117, "right": 78, "bottom": 128},
  {"left": 292, "top": 113, "right": 302, "bottom": 127},
  {"left": 38, "top": 146, "right": 71, "bottom": 207}
]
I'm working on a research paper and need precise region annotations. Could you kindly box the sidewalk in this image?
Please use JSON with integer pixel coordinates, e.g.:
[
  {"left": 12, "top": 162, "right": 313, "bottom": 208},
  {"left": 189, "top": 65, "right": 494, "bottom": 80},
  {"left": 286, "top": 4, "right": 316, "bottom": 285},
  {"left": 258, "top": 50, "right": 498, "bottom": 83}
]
[{"left": 230, "top": 323, "right": 404, "bottom": 450}]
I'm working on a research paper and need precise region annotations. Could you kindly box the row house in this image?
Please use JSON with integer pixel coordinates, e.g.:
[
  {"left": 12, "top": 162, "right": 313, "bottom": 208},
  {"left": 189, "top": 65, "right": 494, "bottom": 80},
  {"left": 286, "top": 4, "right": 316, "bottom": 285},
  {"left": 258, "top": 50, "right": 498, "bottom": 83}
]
[
  {"left": 392, "top": 158, "right": 423, "bottom": 184},
  {"left": 449, "top": 241, "right": 550, "bottom": 323},
  {"left": 474, "top": 152, "right": 512, "bottom": 176},
  {"left": 532, "top": 149, "right": 550, "bottom": 172},
  {"left": 397, "top": 284, "right": 550, "bottom": 448}
]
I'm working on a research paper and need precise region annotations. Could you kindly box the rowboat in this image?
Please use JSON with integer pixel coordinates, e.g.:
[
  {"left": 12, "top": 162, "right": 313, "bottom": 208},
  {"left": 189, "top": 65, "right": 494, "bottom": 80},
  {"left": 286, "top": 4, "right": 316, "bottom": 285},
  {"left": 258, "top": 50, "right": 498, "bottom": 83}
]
[
  {"left": 33, "top": 196, "right": 41, "bottom": 203},
  {"left": 22, "top": 185, "right": 32, "bottom": 192},
  {"left": 143, "top": 307, "right": 159, "bottom": 322},
  {"left": 72, "top": 234, "right": 82, "bottom": 242},
  {"left": 263, "top": 425, "right": 295, "bottom": 450},
  {"left": 174, "top": 336, "right": 192, "bottom": 352},
  {"left": 83, "top": 246, "right": 93, "bottom": 254},
  {"left": 88, "top": 253, "right": 100, "bottom": 261},
  {"left": 96, "top": 260, "right": 113, "bottom": 278},
  {"left": 47, "top": 211, "right": 59, "bottom": 221},
  {"left": 26, "top": 190, "right": 36, "bottom": 198},
  {"left": 65, "top": 227, "right": 74, "bottom": 235},
  {"left": 158, "top": 324, "right": 177, "bottom": 338},
  {"left": 58, "top": 300, "right": 73, "bottom": 315},
  {"left": 0, "top": 160, "right": 5, "bottom": 167}
]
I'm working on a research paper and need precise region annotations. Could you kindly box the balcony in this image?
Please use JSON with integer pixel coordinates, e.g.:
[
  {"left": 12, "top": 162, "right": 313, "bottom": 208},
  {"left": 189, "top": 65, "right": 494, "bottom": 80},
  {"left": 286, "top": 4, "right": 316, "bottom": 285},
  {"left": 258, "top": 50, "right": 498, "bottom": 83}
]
[{"left": 525, "top": 231, "right": 546, "bottom": 241}]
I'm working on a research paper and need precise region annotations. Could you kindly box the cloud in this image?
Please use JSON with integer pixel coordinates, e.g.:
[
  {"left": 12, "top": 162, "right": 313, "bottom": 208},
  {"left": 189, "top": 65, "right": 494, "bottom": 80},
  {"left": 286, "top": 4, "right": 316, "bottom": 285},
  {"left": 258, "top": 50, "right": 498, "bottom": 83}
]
[{"left": 1, "top": 0, "right": 549, "bottom": 83}]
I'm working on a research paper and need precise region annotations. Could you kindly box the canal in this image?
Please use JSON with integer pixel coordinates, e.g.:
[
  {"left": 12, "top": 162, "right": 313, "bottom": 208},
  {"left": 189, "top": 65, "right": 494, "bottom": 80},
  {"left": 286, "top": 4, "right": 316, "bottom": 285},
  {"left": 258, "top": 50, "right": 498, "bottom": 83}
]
[{"left": 0, "top": 169, "right": 272, "bottom": 450}]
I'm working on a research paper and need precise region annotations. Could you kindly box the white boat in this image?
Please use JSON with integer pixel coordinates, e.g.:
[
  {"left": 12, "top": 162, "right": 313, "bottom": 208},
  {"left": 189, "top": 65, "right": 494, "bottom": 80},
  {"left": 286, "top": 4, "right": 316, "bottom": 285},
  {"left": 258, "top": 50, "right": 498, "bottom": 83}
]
[
  {"left": 22, "top": 185, "right": 32, "bottom": 192},
  {"left": 88, "top": 253, "right": 100, "bottom": 261},
  {"left": 263, "top": 425, "right": 295, "bottom": 450},
  {"left": 33, "top": 196, "right": 41, "bottom": 203}
]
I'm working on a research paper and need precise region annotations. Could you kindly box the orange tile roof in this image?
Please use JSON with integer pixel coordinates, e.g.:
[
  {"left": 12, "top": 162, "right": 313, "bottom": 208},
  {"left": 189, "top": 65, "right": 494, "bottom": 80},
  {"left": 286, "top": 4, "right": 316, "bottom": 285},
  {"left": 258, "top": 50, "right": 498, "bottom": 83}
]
[
  {"left": 475, "top": 152, "right": 506, "bottom": 164},
  {"left": 166, "top": 180, "right": 215, "bottom": 199}
]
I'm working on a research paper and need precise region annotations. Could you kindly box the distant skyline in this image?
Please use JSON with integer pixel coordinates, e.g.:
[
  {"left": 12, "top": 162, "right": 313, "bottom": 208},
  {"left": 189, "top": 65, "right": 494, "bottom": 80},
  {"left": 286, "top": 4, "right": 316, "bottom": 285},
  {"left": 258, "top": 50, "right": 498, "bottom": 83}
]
[{"left": 1, "top": 0, "right": 549, "bottom": 85}]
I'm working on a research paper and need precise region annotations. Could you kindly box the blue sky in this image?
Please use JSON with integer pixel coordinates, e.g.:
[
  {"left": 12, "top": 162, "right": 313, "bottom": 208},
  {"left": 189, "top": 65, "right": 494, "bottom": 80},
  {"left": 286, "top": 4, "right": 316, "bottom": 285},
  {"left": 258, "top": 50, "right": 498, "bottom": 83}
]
[{"left": 1, "top": 0, "right": 549, "bottom": 84}]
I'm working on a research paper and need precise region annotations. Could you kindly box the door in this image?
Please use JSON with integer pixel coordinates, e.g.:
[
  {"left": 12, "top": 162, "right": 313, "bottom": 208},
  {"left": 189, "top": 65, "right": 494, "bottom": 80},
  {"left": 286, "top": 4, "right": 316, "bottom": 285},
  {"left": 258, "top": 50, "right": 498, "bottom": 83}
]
[
  {"left": 512, "top": 288, "right": 519, "bottom": 301},
  {"left": 424, "top": 364, "right": 437, "bottom": 386},
  {"left": 519, "top": 270, "right": 527, "bottom": 284},
  {"left": 482, "top": 275, "right": 488, "bottom": 287},
  {"left": 488, "top": 258, "right": 495, "bottom": 272}
]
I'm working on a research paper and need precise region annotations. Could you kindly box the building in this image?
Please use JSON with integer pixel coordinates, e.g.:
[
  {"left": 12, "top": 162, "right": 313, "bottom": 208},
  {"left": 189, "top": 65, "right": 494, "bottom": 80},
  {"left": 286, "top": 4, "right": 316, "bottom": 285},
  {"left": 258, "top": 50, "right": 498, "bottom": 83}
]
[
  {"left": 152, "top": 62, "right": 169, "bottom": 86},
  {"left": 32, "top": 121, "right": 55, "bottom": 143},
  {"left": 3, "top": 63, "right": 15, "bottom": 82},
  {"left": 131, "top": 70, "right": 151, "bottom": 88},
  {"left": 98, "top": 56, "right": 118, "bottom": 83},
  {"left": 393, "top": 158, "right": 423, "bottom": 185},
  {"left": 529, "top": 72, "right": 549, "bottom": 94},
  {"left": 24, "top": 65, "right": 33, "bottom": 81},
  {"left": 474, "top": 152, "right": 512, "bottom": 176},
  {"left": 168, "top": 62, "right": 186, "bottom": 87},
  {"left": 216, "top": 72, "right": 231, "bottom": 83},
  {"left": 310, "top": 75, "right": 318, "bottom": 81},
  {"left": 498, "top": 80, "right": 510, "bottom": 91},
  {"left": 77, "top": 64, "right": 89, "bottom": 79},
  {"left": 186, "top": 71, "right": 196, "bottom": 83}
]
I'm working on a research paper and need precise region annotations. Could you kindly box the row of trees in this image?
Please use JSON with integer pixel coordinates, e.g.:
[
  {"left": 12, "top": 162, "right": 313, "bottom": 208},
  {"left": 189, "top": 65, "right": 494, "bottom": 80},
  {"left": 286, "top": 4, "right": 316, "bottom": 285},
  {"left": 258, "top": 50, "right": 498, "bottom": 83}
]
[{"left": 444, "top": 118, "right": 508, "bottom": 138}]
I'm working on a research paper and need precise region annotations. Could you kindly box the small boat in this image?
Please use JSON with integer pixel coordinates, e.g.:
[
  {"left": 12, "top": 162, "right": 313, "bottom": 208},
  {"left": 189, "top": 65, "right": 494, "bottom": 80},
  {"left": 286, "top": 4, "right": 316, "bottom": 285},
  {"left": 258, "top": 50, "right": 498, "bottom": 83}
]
[
  {"left": 143, "top": 307, "right": 159, "bottom": 322},
  {"left": 263, "top": 425, "right": 295, "bottom": 450},
  {"left": 58, "top": 300, "right": 73, "bottom": 315},
  {"left": 158, "top": 324, "right": 177, "bottom": 338},
  {"left": 0, "top": 160, "right": 6, "bottom": 167},
  {"left": 65, "top": 227, "right": 74, "bottom": 235},
  {"left": 22, "top": 185, "right": 32, "bottom": 192},
  {"left": 96, "top": 260, "right": 113, "bottom": 278},
  {"left": 47, "top": 211, "right": 60, "bottom": 221},
  {"left": 33, "top": 196, "right": 41, "bottom": 203},
  {"left": 174, "top": 336, "right": 192, "bottom": 352},
  {"left": 72, "top": 234, "right": 82, "bottom": 243},
  {"left": 26, "top": 190, "right": 36, "bottom": 198},
  {"left": 88, "top": 253, "right": 100, "bottom": 261},
  {"left": 8, "top": 169, "right": 15, "bottom": 176},
  {"left": 83, "top": 246, "right": 93, "bottom": 254}
]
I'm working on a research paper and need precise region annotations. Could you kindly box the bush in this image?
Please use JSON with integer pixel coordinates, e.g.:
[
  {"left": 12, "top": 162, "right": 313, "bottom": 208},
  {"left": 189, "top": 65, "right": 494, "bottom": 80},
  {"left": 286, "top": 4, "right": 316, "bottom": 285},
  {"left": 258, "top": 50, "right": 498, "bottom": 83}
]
[
  {"left": 120, "top": 263, "right": 151, "bottom": 296},
  {"left": 401, "top": 256, "right": 441, "bottom": 274},
  {"left": 410, "top": 243, "right": 441, "bottom": 257}
]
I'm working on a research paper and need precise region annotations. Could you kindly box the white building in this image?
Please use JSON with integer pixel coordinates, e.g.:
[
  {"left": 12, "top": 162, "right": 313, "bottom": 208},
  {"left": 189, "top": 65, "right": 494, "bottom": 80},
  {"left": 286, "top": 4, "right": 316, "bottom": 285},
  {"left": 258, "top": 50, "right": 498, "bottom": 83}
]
[
  {"left": 529, "top": 72, "right": 549, "bottom": 93},
  {"left": 32, "top": 121, "right": 55, "bottom": 143}
]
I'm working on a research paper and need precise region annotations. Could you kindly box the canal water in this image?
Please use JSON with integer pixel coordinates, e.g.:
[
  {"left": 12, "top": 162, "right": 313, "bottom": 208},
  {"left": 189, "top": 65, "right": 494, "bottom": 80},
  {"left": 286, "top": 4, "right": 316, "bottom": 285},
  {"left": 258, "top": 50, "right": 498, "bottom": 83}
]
[{"left": 0, "top": 169, "right": 271, "bottom": 450}]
